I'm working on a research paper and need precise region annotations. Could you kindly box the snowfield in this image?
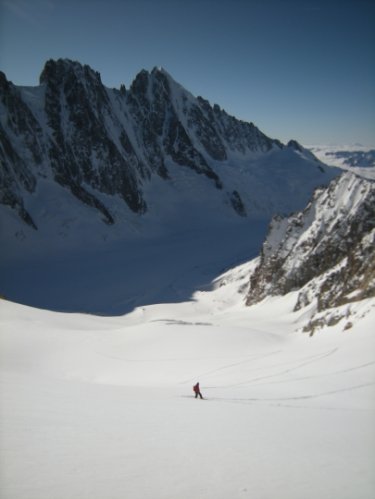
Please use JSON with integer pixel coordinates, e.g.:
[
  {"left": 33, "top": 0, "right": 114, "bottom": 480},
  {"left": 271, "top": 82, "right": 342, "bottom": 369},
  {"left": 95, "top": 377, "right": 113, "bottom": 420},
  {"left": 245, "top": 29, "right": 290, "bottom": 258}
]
[{"left": 1, "top": 260, "right": 374, "bottom": 499}]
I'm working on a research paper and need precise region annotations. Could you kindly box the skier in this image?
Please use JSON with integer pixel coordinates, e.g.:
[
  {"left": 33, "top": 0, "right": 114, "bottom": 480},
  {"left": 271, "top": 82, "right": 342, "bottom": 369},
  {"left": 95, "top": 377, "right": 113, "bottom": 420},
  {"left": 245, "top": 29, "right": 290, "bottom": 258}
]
[{"left": 193, "top": 382, "right": 203, "bottom": 399}]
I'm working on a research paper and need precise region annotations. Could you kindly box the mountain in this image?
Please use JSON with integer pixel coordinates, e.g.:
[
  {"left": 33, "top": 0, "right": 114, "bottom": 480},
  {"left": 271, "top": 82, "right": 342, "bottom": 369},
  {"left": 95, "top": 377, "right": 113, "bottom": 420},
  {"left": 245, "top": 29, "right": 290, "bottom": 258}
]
[
  {"left": 1, "top": 59, "right": 336, "bottom": 250},
  {"left": 324, "top": 149, "right": 375, "bottom": 168},
  {"left": 309, "top": 145, "right": 375, "bottom": 180},
  {"left": 246, "top": 171, "right": 375, "bottom": 333},
  {"left": 1, "top": 62, "right": 374, "bottom": 499}
]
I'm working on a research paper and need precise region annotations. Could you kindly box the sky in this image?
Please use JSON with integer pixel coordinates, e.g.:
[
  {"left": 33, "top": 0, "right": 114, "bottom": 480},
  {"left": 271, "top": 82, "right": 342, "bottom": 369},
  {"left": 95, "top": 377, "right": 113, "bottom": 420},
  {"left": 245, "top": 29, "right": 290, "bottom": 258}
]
[{"left": 0, "top": 0, "right": 374, "bottom": 146}]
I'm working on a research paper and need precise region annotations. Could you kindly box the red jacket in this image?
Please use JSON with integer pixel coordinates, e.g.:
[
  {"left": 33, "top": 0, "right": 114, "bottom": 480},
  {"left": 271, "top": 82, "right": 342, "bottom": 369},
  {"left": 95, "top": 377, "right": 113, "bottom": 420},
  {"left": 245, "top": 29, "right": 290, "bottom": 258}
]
[{"left": 193, "top": 383, "right": 200, "bottom": 393}]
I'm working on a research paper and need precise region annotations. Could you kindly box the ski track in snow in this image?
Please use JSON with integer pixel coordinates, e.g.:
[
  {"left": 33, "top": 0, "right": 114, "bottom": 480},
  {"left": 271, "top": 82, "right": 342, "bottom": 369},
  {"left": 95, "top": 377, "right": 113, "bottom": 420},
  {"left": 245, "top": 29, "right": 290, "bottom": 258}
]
[
  {"left": 219, "top": 347, "right": 340, "bottom": 387},
  {"left": 1, "top": 270, "right": 375, "bottom": 499},
  {"left": 251, "top": 360, "right": 375, "bottom": 386},
  {"left": 179, "top": 349, "right": 283, "bottom": 385},
  {"left": 207, "top": 381, "right": 375, "bottom": 406}
]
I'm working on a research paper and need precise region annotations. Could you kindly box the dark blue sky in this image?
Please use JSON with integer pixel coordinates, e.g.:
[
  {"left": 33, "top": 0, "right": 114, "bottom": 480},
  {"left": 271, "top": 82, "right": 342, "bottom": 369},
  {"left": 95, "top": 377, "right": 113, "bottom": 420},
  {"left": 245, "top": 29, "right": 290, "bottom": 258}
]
[{"left": 1, "top": 0, "right": 374, "bottom": 145}]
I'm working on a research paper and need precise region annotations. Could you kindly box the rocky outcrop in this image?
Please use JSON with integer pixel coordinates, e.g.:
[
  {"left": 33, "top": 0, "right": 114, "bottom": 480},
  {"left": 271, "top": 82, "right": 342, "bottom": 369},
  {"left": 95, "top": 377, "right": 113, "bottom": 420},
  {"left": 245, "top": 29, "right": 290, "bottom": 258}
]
[{"left": 246, "top": 172, "right": 375, "bottom": 330}]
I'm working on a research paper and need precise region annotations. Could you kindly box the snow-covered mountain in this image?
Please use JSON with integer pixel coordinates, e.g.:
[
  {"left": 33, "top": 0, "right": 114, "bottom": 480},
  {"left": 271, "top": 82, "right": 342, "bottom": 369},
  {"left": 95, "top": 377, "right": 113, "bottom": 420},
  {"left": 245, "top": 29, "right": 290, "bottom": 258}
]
[
  {"left": 324, "top": 149, "right": 375, "bottom": 168},
  {"left": 246, "top": 171, "right": 375, "bottom": 333},
  {"left": 1, "top": 58, "right": 336, "bottom": 250}
]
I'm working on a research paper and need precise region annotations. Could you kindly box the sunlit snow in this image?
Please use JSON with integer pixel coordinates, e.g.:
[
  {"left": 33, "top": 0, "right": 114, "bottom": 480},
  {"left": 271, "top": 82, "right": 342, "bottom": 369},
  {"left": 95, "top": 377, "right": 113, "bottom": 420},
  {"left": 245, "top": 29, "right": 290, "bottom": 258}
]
[{"left": 1, "top": 259, "right": 374, "bottom": 499}]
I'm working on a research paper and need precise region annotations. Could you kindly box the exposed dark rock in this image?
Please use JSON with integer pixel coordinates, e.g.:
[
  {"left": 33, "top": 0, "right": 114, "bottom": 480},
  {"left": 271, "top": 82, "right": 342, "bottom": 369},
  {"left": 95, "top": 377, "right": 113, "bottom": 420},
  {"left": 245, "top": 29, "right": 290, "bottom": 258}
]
[
  {"left": 41, "top": 59, "right": 147, "bottom": 215},
  {"left": 246, "top": 173, "right": 375, "bottom": 322},
  {"left": 229, "top": 190, "right": 246, "bottom": 217}
]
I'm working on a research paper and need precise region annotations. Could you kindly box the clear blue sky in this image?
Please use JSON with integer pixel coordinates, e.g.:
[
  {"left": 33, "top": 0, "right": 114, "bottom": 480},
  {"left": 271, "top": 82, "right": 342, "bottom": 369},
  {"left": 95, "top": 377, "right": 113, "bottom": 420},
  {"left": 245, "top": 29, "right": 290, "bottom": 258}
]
[{"left": 1, "top": 0, "right": 374, "bottom": 146}]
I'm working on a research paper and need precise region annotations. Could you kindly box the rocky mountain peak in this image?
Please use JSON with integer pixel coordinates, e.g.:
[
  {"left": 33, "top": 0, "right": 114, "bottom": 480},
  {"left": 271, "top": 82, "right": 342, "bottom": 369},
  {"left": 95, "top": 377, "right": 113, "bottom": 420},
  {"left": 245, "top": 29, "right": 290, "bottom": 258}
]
[
  {"left": 0, "top": 71, "right": 9, "bottom": 89},
  {"left": 150, "top": 66, "right": 174, "bottom": 82},
  {"left": 1, "top": 59, "right": 337, "bottom": 238},
  {"left": 129, "top": 66, "right": 172, "bottom": 110},
  {"left": 39, "top": 58, "right": 102, "bottom": 87},
  {"left": 287, "top": 139, "right": 304, "bottom": 151},
  {"left": 129, "top": 68, "right": 150, "bottom": 95}
]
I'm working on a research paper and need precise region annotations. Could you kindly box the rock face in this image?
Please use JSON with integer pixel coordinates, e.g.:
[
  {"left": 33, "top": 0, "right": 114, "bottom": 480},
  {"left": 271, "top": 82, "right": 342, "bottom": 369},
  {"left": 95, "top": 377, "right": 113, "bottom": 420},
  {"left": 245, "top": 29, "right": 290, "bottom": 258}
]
[
  {"left": 0, "top": 71, "right": 39, "bottom": 228},
  {"left": 1, "top": 59, "right": 334, "bottom": 234},
  {"left": 246, "top": 172, "right": 375, "bottom": 331}
]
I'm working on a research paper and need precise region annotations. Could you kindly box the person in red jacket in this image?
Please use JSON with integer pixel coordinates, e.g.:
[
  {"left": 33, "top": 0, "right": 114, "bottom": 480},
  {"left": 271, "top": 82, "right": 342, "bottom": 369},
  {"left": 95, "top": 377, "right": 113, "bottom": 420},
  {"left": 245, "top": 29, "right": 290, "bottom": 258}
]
[{"left": 193, "top": 382, "right": 203, "bottom": 399}]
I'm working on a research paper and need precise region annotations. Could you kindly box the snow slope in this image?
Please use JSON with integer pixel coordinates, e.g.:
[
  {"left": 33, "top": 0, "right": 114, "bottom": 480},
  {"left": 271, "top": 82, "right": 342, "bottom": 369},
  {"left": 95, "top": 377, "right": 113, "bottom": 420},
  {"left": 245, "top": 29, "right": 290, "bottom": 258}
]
[
  {"left": 0, "top": 218, "right": 268, "bottom": 315},
  {"left": 1, "top": 262, "right": 374, "bottom": 499}
]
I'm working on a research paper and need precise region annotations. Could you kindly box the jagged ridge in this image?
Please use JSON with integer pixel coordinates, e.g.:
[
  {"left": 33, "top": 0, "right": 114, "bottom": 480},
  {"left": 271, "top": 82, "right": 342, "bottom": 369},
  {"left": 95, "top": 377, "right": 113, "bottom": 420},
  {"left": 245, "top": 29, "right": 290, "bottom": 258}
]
[
  {"left": 246, "top": 172, "right": 375, "bottom": 330},
  {"left": 1, "top": 59, "right": 332, "bottom": 231}
]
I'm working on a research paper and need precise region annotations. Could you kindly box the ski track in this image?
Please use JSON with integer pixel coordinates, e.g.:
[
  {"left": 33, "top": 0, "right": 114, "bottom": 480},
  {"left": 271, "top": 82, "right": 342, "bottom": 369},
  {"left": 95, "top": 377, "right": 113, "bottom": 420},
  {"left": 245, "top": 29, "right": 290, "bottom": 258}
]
[
  {"left": 204, "top": 347, "right": 339, "bottom": 388},
  {"left": 178, "top": 349, "right": 282, "bottom": 385},
  {"left": 250, "top": 361, "right": 375, "bottom": 386},
  {"left": 205, "top": 381, "right": 375, "bottom": 405}
]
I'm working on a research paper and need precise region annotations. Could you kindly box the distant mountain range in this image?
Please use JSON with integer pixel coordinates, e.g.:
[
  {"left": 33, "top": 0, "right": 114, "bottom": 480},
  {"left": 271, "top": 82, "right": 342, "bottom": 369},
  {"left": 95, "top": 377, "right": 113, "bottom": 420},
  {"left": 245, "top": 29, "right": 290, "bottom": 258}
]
[
  {"left": 1, "top": 58, "right": 336, "bottom": 246},
  {"left": 309, "top": 145, "right": 375, "bottom": 170},
  {"left": 325, "top": 149, "right": 375, "bottom": 167}
]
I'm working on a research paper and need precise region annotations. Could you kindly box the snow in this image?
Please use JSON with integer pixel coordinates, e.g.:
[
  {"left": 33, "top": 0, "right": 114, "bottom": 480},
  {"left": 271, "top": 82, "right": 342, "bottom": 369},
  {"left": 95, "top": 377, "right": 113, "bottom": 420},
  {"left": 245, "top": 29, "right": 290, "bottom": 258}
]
[
  {"left": 1, "top": 257, "right": 375, "bottom": 499},
  {"left": 1, "top": 68, "right": 374, "bottom": 496},
  {"left": 308, "top": 145, "right": 375, "bottom": 180},
  {"left": 0, "top": 216, "right": 268, "bottom": 314}
]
